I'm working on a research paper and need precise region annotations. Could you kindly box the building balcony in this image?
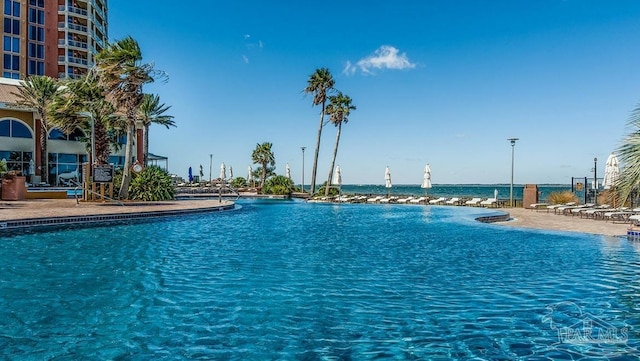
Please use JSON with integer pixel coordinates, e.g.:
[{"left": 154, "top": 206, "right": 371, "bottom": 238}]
[
  {"left": 58, "top": 5, "right": 88, "bottom": 17},
  {"left": 58, "top": 72, "right": 83, "bottom": 79},
  {"left": 58, "top": 22, "right": 88, "bottom": 33},
  {"left": 58, "top": 55, "right": 88, "bottom": 66},
  {"left": 90, "top": 0, "right": 106, "bottom": 21},
  {"left": 58, "top": 39, "right": 88, "bottom": 49}
]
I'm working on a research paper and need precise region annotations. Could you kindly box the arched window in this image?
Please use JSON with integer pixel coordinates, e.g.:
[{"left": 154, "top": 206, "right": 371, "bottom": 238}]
[
  {"left": 48, "top": 127, "right": 86, "bottom": 140},
  {"left": 0, "top": 119, "right": 33, "bottom": 138}
]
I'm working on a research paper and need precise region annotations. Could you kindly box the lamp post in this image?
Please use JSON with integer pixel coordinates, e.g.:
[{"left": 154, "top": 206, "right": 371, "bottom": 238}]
[
  {"left": 209, "top": 154, "right": 213, "bottom": 184},
  {"left": 593, "top": 157, "right": 597, "bottom": 205},
  {"left": 301, "top": 146, "right": 306, "bottom": 193},
  {"left": 508, "top": 138, "right": 519, "bottom": 207}
]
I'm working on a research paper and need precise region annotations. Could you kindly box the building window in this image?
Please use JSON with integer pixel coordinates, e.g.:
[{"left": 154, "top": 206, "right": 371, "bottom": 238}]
[
  {"left": 4, "top": 35, "right": 18, "bottom": 52},
  {"left": 0, "top": 119, "right": 33, "bottom": 138},
  {"left": 48, "top": 152, "right": 87, "bottom": 185},
  {"left": 0, "top": 150, "right": 32, "bottom": 173},
  {"left": 48, "top": 127, "right": 86, "bottom": 141},
  {"left": 4, "top": 0, "right": 19, "bottom": 16}
]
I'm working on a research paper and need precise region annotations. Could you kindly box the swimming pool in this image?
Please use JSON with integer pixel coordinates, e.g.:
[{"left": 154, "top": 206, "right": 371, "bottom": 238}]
[{"left": 0, "top": 199, "right": 638, "bottom": 359}]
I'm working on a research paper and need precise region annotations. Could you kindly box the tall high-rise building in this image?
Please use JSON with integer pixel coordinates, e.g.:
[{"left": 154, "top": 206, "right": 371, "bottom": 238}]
[
  {"left": 0, "top": 0, "right": 112, "bottom": 186},
  {"left": 2, "top": 0, "right": 108, "bottom": 80}
]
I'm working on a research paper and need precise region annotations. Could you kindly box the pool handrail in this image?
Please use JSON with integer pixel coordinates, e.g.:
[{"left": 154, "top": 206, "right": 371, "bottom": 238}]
[{"left": 71, "top": 179, "right": 124, "bottom": 206}]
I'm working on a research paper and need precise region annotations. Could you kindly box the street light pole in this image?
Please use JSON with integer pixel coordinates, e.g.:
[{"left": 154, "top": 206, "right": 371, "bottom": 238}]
[
  {"left": 209, "top": 154, "right": 213, "bottom": 184},
  {"left": 508, "top": 138, "right": 519, "bottom": 207},
  {"left": 301, "top": 146, "right": 306, "bottom": 193},
  {"left": 593, "top": 157, "right": 597, "bottom": 205}
]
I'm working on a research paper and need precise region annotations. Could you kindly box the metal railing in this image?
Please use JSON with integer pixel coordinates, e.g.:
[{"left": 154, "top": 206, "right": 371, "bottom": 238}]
[{"left": 71, "top": 179, "right": 124, "bottom": 206}]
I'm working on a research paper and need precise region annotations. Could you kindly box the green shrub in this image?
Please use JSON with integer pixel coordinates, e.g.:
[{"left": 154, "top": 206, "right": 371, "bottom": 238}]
[
  {"left": 128, "top": 165, "right": 175, "bottom": 201},
  {"left": 230, "top": 176, "right": 247, "bottom": 188},
  {"left": 547, "top": 190, "right": 578, "bottom": 205},
  {"left": 316, "top": 181, "right": 339, "bottom": 197},
  {"left": 262, "top": 175, "right": 294, "bottom": 195}
]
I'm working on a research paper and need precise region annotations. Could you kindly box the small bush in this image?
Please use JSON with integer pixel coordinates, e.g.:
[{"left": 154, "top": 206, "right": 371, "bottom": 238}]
[
  {"left": 547, "top": 190, "right": 578, "bottom": 205},
  {"left": 316, "top": 181, "right": 339, "bottom": 197},
  {"left": 230, "top": 176, "right": 247, "bottom": 188},
  {"left": 262, "top": 175, "right": 294, "bottom": 195},
  {"left": 128, "top": 165, "right": 175, "bottom": 201}
]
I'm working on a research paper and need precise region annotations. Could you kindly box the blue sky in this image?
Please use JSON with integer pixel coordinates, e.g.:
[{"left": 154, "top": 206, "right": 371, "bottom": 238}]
[{"left": 108, "top": 1, "right": 640, "bottom": 185}]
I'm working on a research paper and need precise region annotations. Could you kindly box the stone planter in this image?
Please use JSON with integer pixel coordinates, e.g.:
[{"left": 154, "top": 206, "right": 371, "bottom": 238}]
[{"left": 1, "top": 176, "right": 26, "bottom": 201}]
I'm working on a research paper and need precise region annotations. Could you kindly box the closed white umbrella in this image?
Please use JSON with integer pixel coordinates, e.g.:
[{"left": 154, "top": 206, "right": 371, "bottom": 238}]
[
  {"left": 385, "top": 166, "right": 392, "bottom": 196},
  {"left": 220, "top": 163, "right": 226, "bottom": 180},
  {"left": 229, "top": 165, "right": 233, "bottom": 179},
  {"left": 285, "top": 163, "right": 291, "bottom": 179},
  {"left": 421, "top": 164, "right": 432, "bottom": 195},
  {"left": 494, "top": 188, "right": 499, "bottom": 200},
  {"left": 247, "top": 165, "right": 253, "bottom": 186},
  {"left": 602, "top": 153, "right": 620, "bottom": 190},
  {"left": 333, "top": 165, "right": 342, "bottom": 186}
]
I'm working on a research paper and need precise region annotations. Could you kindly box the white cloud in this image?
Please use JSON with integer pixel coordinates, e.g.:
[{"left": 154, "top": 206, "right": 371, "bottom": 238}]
[
  {"left": 242, "top": 55, "right": 249, "bottom": 64},
  {"left": 343, "top": 45, "right": 416, "bottom": 76}
]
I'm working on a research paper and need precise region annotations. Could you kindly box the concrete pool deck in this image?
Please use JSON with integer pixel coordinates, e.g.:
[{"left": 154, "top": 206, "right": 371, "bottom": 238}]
[
  {"left": 0, "top": 199, "right": 234, "bottom": 231},
  {"left": 497, "top": 207, "right": 629, "bottom": 237},
  {"left": 0, "top": 199, "right": 631, "bottom": 237}
]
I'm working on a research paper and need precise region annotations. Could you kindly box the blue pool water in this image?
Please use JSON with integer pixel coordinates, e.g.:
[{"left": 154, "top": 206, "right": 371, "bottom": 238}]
[{"left": 1, "top": 199, "right": 639, "bottom": 359}]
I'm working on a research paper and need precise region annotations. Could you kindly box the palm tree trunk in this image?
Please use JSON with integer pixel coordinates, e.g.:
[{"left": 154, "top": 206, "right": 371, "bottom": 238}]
[
  {"left": 310, "top": 104, "right": 325, "bottom": 195},
  {"left": 119, "top": 122, "right": 134, "bottom": 199},
  {"left": 325, "top": 122, "right": 342, "bottom": 196},
  {"left": 261, "top": 161, "right": 267, "bottom": 187},
  {"left": 143, "top": 124, "right": 149, "bottom": 166},
  {"left": 39, "top": 120, "right": 48, "bottom": 183}
]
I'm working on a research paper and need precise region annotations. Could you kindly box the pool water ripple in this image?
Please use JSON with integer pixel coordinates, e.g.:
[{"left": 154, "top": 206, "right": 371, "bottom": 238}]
[{"left": 1, "top": 200, "right": 639, "bottom": 359}]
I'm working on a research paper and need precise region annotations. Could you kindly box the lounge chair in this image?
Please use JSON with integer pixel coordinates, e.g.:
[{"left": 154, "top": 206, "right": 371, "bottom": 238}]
[
  {"left": 529, "top": 203, "right": 549, "bottom": 210},
  {"left": 409, "top": 196, "right": 427, "bottom": 204},
  {"left": 367, "top": 196, "right": 383, "bottom": 203},
  {"left": 480, "top": 198, "right": 497, "bottom": 207},
  {"left": 445, "top": 197, "right": 461, "bottom": 205},
  {"left": 380, "top": 196, "right": 398, "bottom": 203},
  {"left": 465, "top": 198, "right": 482, "bottom": 206},
  {"left": 397, "top": 196, "right": 414, "bottom": 203},
  {"left": 546, "top": 202, "right": 576, "bottom": 213},
  {"left": 429, "top": 197, "right": 446, "bottom": 205}
]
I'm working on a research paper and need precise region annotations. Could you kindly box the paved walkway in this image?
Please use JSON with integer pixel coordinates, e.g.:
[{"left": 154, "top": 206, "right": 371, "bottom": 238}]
[
  {"left": 0, "top": 199, "right": 233, "bottom": 230},
  {"left": 496, "top": 207, "right": 630, "bottom": 237}
]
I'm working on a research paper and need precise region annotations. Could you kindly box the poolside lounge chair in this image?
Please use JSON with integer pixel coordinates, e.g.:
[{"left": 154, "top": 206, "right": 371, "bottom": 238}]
[
  {"left": 546, "top": 202, "right": 576, "bottom": 213},
  {"left": 465, "top": 198, "right": 482, "bottom": 206},
  {"left": 445, "top": 197, "right": 461, "bottom": 205},
  {"left": 429, "top": 197, "right": 446, "bottom": 205},
  {"left": 409, "top": 196, "right": 427, "bottom": 204},
  {"left": 557, "top": 203, "right": 593, "bottom": 215},
  {"left": 367, "top": 196, "right": 383, "bottom": 203},
  {"left": 397, "top": 196, "right": 414, "bottom": 203},
  {"left": 529, "top": 203, "right": 549, "bottom": 211},
  {"left": 380, "top": 196, "right": 398, "bottom": 203},
  {"left": 480, "top": 198, "right": 497, "bottom": 207}
]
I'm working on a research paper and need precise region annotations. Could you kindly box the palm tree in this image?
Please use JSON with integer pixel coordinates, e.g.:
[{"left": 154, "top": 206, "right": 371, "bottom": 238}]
[
  {"left": 616, "top": 102, "right": 640, "bottom": 205},
  {"left": 304, "top": 68, "right": 335, "bottom": 194},
  {"left": 94, "top": 36, "right": 162, "bottom": 199},
  {"left": 251, "top": 142, "right": 275, "bottom": 188},
  {"left": 138, "top": 93, "right": 175, "bottom": 167},
  {"left": 48, "top": 76, "right": 117, "bottom": 166},
  {"left": 324, "top": 92, "right": 356, "bottom": 196},
  {"left": 13, "top": 75, "right": 60, "bottom": 183}
]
